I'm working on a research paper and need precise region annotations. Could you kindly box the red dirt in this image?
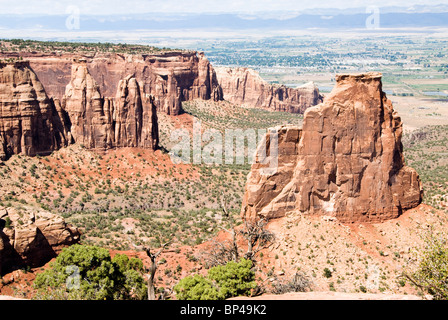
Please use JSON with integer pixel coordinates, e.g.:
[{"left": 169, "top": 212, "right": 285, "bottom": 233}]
[{"left": 0, "top": 203, "right": 443, "bottom": 300}]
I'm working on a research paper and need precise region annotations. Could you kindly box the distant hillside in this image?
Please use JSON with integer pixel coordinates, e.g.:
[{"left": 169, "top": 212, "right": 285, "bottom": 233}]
[
  {"left": 0, "top": 39, "right": 177, "bottom": 54},
  {"left": 1, "top": 5, "right": 448, "bottom": 33}
]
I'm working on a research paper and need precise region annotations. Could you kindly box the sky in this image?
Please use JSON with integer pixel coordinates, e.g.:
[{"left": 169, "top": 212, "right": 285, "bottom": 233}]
[{"left": 1, "top": 0, "right": 447, "bottom": 15}]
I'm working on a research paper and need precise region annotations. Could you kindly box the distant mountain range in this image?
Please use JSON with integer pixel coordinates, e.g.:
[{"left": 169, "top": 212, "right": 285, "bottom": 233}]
[{"left": 1, "top": 4, "right": 448, "bottom": 33}]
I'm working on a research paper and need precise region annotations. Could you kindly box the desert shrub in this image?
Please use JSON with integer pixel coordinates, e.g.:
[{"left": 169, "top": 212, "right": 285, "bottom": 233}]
[
  {"left": 174, "top": 258, "right": 256, "bottom": 300},
  {"left": 207, "top": 258, "right": 257, "bottom": 299},
  {"left": 403, "top": 232, "right": 448, "bottom": 300},
  {"left": 3, "top": 216, "right": 12, "bottom": 229},
  {"left": 173, "top": 274, "right": 220, "bottom": 300},
  {"left": 272, "top": 272, "right": 312, "bottom": 294},
  {"left": 323, "top": 268, "right": 333, "bottom": 278},
  {"left": 33, "top": 244, "right": 147, "bottom": 300}
]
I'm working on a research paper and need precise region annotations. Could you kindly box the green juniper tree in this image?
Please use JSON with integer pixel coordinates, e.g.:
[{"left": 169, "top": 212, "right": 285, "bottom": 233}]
[
  {"left": 403, "top": 230, "right": 448, "bottom": 300},
  {"left": 33, "top": 244, "right": 147, "bottom": 300},
  {"left": 174, "top": 258, "right": 257, "bottom": 300}
]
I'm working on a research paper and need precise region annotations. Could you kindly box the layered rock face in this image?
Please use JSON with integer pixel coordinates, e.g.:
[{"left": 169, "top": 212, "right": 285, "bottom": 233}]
[
  {"left": 241, "top": 72, "right": 423, "bottom": 223},
  {"left": 215, "top": 67, "right": 323, "bottom": 113},
  {"left": 63, "top": 58, "right": 159, "bottom": 150},
  {"left": 63, "top": 59, "right": 109, "bottom": 149},
  {"left": 0, "top": 207, "right": 80, "bottom": 275},
  {"left": 0, "top": 51, "right": 223, "bottom": 116},
  {"left": 0, "top": 61, "right": 70, "bottom": 160},
  {"left": 0, "top": 58, "right": 159, "bottom": 159}
]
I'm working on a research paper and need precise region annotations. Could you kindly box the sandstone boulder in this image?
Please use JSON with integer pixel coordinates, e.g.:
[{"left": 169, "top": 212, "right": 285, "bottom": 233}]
[
  {"left": 0, "top": 207, "right": 80, "bottom": 275},
  {"left": 241, "top": 72, "right": 422, "bottom": 223}
]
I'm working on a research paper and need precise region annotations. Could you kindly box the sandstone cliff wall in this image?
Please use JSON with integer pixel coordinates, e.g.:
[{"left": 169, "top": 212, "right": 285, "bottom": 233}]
[
  {"left": 241, "top": 72, "right": 423, "bottom": 223},
  {"left": 0, "top": 51, "right": 223, "bottom": 116},
  {"left": 215, "top": 67, "right": 323, "bottom": 113},
  {"left": 62, "top": 59, "right": 159, "bottom": 150},
  {"left": 0, "top": 61, "right": 70, "bottom": 160},
  {"left": 0, "top": 59, "right": 159, "bottom": 159}
]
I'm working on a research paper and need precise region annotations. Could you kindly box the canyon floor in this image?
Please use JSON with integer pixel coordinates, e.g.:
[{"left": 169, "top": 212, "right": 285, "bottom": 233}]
[{"left": 1, "top": 97, "right": 448, "bottom": 300}]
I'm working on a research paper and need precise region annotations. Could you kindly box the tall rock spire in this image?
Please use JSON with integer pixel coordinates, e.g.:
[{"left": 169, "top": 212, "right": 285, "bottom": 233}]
[
  {"left": 0, "top": 60, "right": 69, "bottom": 160},
  {"left": 241, "top": 72, "right": 422, "bottom": 223},
  {"left": 62, "top": 58, "right": 158, "bottom": 150}
]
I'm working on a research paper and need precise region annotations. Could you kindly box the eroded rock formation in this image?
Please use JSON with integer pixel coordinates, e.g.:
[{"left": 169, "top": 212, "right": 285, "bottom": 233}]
[
  {"left": 0, "top": 58, "right": 160, "bottom": 159},
  {"left": 0, "top": 207, "right": 80, "bottom": 275},
  {"left": 215, "top": 67, "right": 323, "bottom": 113},
  {"left": 0, "top": 60, "right": 70, "bottom": 161},
  {"left": 0, "top": 51, "right": 224, "bottom": 116},
  {"left": 62, "top": 58, "right": 159, "bottom": 150},
  {"left": 63, "top": 58, "right": 110, "bottom": 149},
  {"left": 241, "top": 72, "right": 423, "bottom": 223}
]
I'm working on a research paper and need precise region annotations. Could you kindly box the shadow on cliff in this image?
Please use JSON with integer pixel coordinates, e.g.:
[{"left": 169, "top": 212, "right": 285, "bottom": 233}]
[{"left": 0, "top": 221, "right": 57, "bottom": 276}]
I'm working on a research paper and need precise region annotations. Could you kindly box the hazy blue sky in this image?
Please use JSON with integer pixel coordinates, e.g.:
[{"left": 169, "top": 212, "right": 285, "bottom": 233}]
[{"left": 1, "top": 0, "right": 447, "bottom": 15}]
